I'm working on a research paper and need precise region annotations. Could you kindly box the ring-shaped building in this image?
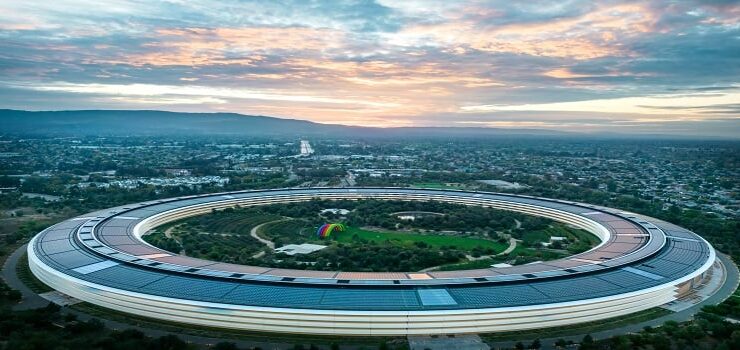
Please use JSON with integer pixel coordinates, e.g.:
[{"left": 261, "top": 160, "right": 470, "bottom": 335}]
[{"left": 29, "top": 188, "right": 715, "bottom": 335}]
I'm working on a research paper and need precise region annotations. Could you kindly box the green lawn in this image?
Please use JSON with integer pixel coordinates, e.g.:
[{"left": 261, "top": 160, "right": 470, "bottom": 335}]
[
  {"left": 335, "top": 226, "right": 506, "bottom": 251},
  {"left": 566, "top": 225, "right": 602, "bottom": 246},
  {"left": 16, "top": 252, "right": 53, "bottom": 293}
]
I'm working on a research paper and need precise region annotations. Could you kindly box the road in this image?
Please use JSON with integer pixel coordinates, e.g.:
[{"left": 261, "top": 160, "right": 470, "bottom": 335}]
[
  {"left": 1, "top": 243, "right": 50, "bottom": 310},
  {"left": 299, "top": 140, "right": 314, "bottom": 156}
]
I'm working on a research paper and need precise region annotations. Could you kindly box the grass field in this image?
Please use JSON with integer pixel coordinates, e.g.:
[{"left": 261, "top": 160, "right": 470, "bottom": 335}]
[
  {"left": 566, "top": 225, "right": 602, "bottom": 246},
  {"left": 16, "top": 252, "right": 53, "bottom": 293},
  {"left": 336, "top": 226, "right": 506, "bottom": 251}
]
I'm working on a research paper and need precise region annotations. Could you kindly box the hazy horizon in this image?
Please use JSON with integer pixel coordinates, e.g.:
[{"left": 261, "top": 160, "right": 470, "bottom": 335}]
[{"left": 1, "top": 1, "right": 739, "bottom": 137}]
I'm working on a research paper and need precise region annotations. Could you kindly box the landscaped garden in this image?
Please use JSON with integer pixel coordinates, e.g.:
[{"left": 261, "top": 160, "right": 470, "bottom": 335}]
[{"left": 143, "top": 199, "right": 597, "bottom": 272}]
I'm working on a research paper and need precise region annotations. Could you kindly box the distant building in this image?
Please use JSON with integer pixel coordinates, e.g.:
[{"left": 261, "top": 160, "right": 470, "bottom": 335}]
[
  {"left": 22, "top": 193, "right": 61, "bottom": 202},
  {"left": 164, "top": 168, "right": 191, "bottom": 177},
  {"left": 320, "top": 208, "right": 350, "bottom": 216},
  {"left": 477, "top": 179, "right": 528, "bottom": 189},
  {"left": 0, "top": 187, "right": 18, "bottom": 193},
  {"left": 274, "top": 243, "right": 327, "bottom": 256}
]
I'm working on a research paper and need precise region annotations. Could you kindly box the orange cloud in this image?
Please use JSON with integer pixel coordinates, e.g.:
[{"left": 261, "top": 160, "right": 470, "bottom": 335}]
[
  {"left": 543, "top": 68, "right": 595, "bottom": 79},
  {"left": 392, "top": 3, "right": 656, "bottom": 59},
  {"left": 105, "top": 27, "right": 344, "bottom": 67},
  {"left": 543, "top": 68, "right": 654, "bottom": 79}
]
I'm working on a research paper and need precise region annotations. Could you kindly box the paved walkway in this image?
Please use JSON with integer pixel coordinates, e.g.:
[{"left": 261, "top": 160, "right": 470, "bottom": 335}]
[
  {"left": 250, "top": 220, "right": 283, "bottom": 249},
  {"left": 513, "top": 219, "right": 522, "bottom": 229},
  {"left": 465, "top": 238, "right": 518, "bottom": 262},
  {"left": 497, "top": 238, "right": 517, "bottom": 256},
  {"left": 1, "top": 243, "right": 50, "bottom": 310},
  {"left": 162, "top": 224, "right": 186, "bottom": 255}
]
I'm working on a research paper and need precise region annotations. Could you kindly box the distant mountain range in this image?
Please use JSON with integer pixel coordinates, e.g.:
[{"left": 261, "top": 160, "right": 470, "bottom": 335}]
[
  {"left": 4, "top": 109, "right": 731, "bottom": 140},
  {"left": 1, "top": 109, "right": 576, "bottom": 138}
]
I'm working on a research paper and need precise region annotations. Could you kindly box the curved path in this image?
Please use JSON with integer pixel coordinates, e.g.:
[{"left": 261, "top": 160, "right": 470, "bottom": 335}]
[
  {"left": 249, "top": 219, "right": 282, "bottom": 249},
  {"left": 2, "top": 243, "right": 49, "bottom": 310},
  {"left": 419, "top": 237, "right": 517, "bottom": 273},
  {"left": 498, "top": 237, "right": 518, "bottom": 256}
]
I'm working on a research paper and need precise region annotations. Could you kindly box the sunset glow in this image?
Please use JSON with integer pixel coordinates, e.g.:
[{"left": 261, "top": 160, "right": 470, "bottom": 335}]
[{"left": 1, "top": 1, "right": 738, "bottom": 136}]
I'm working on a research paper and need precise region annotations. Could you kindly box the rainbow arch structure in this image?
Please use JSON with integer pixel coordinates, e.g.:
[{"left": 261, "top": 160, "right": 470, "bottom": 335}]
[{"left": 317, "top": 223, "right": 345, "bottom": 238}]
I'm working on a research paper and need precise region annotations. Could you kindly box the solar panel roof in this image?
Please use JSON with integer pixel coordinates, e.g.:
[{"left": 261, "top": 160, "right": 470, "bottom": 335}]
[{"left": 30, "top": 187, "right": 713, "bottom": 311}]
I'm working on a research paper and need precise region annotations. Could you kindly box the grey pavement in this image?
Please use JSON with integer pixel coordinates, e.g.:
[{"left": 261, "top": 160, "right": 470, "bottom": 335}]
[{"left": 1, "top": 243, "right": 50, "bottom": 310}]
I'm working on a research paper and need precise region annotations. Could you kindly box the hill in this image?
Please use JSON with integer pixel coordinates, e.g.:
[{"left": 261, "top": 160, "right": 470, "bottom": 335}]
[{"left": 0, "top": 109, "right": 571, "bottom": 138}]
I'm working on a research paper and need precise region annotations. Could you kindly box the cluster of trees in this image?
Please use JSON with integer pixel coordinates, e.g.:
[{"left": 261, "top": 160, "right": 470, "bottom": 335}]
[
  {"left": 259, "top": 219, "right": 315, "bottom": 247},
  {"left": 505, "top": 175, "right": 739, "bottom": 264},
  {"left": 142, "top": 199, "right": 594, "bottom": 272},
  {"left": 343, "top": 200, "right": 551, "bottom": 234},
  {"left": 4, "top": 220, "right": 51, "bottom": 245},
  {"left": 0, "top": 281, "right": 21, "bottom": 304},
  {"left": 0, "top": 172, "right": 292, "bottom": 227},
  {"left": 255, "top": 239, "right": 466, "bottom": 272},
  {"left": 143, "top": 208, "right": 284, "bottom": 260},
  {"left": 166, "top": 200, "right": 515, "bottom": 271},
  {"left": 576, "top": 313, "right": 740, "bottom": 350},
  {"left": 703, "top": 297, "right": 740, "bottom": 321},
  {"left": 0, "top": 303, "right": 262, "bottom": 350},
  {"left": 255, "top": 198, "right": 550, "bottom": 236},
  {"left": 142, "top": 231, "right": 182, "bottom": 254}
]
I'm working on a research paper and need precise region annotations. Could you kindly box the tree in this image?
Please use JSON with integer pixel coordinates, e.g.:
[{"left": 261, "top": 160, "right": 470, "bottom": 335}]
[
  {"left": 214, "top": 342, "right": 239, "bottom": 350},
  {"left": 579, "top": 334, "right": 597, "bottom": 350},
  {"left": 150, "top": 335, "right": 187, "bottom": 350}
]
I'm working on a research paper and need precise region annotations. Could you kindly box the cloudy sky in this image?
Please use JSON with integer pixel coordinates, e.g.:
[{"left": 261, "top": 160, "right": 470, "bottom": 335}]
[{"left": 1, "top": 0, "right": 739, "bottom": 136}]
